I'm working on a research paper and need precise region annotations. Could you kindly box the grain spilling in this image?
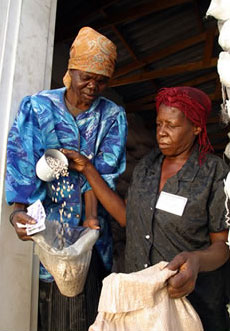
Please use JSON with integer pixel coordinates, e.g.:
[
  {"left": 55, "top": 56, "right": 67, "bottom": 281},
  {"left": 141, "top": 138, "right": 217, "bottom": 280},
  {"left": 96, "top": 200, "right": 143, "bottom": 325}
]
[{"left": 46, "top": 155, "right": 69, "bottom": 179}]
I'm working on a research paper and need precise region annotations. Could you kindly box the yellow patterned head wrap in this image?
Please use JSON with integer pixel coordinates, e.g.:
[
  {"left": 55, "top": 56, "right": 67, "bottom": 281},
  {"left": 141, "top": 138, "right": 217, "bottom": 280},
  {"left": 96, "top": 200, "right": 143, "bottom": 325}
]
[{"left": 63, "top": 27, "right": 117, "bottom": 88}]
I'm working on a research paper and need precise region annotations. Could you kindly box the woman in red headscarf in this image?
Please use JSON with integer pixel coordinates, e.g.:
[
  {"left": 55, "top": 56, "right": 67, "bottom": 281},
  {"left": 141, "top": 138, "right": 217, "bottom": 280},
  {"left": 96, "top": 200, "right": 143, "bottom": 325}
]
[{"left": 62, "top": 86, "right": 230, "bottom": 331}]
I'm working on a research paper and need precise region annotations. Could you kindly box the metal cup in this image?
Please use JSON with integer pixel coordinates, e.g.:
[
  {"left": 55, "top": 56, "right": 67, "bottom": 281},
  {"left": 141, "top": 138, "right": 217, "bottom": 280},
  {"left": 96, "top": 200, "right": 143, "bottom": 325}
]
[{"left": 36, "top": 149, "right": 68, "bottom": 182}]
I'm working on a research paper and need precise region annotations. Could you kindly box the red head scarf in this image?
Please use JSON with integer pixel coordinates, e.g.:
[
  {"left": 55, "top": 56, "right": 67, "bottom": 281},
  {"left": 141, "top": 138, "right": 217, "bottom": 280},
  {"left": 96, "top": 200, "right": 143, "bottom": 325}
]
[{"left": 155, "top": 86, "right": 213, "bottom": 163}]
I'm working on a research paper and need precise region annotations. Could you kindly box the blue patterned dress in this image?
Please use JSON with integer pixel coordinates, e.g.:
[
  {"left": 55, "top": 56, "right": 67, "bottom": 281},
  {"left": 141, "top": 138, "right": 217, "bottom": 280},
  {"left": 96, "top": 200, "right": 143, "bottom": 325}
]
[{"left": 5, "top": 87, "right": 127, "bottom": 281}]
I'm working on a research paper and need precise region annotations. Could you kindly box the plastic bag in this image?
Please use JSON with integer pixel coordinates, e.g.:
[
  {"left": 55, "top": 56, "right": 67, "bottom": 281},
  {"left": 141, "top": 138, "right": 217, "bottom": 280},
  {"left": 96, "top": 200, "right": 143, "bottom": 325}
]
[
  {"left": 33, "top": 221, "right": 99, "bottom": 297},
  {"left": 206, "top": 0, "right": 230, "bottom": 20},
  {"left": 89, "top": 261, "right": 203, "bottom": 331}
]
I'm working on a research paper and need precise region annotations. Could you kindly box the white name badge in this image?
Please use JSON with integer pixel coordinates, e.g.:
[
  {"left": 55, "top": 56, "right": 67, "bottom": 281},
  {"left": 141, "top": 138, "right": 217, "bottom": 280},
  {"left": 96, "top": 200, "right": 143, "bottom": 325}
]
[{"left": 156, "top": 191, "right": 188, "bottom": 216}]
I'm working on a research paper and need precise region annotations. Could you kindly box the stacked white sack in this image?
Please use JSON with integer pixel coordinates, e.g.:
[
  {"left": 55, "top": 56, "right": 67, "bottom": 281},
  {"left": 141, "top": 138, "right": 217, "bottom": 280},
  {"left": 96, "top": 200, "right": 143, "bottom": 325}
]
[
  {"left": 206, "top": 0, "right": 230, "bottom": 21},
  {"left": 217, "top": 52, "right": 230, "bottom": 87},
  {"left": 206, "top": 0, "right": 230, "bottom": 99},
  {"left": 218, "top": 20, "right": 230, "bottom": 51}
]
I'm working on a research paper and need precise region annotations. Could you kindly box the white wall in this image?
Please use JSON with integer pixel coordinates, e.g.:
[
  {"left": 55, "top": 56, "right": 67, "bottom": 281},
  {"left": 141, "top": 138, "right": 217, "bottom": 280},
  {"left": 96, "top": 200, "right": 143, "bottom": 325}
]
[{"left": 0, "top": 0, "right": 57, "bottom": 330}]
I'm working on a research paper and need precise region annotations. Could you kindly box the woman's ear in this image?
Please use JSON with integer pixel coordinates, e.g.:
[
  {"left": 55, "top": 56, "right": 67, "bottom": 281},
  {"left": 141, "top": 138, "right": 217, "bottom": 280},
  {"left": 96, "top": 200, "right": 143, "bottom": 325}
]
[{"left": 193, "top": 126, "right": 202, "bottom": 136}]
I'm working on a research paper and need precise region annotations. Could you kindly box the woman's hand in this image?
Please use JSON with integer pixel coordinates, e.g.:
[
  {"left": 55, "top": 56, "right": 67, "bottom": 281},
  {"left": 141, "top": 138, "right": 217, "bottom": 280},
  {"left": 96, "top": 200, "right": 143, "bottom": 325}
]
[
  {"left": 167, "top": 231, "right": 229, "bottom": 298},
  {"left": 10, "top": 210, "right": 36, "bottom": 241},
  {"left": 83, "top": 216, "right": 100, "bottom": 230},
  {"left": 166, "top": 251, "right": 200, "bottom": 298},
  {"left": 60, "top": 149, "right": 90, "bottom": 173}
]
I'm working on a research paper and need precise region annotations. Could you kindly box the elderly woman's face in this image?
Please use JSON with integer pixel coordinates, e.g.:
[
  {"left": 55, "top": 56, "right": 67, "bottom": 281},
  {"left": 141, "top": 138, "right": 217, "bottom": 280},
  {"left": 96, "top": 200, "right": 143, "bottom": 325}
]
[
  {"left": 69, "top": 69, "right": 109, "bottom": 106},
  {"left": 156, "top": 103, "right": 201, "bottom": 158}
]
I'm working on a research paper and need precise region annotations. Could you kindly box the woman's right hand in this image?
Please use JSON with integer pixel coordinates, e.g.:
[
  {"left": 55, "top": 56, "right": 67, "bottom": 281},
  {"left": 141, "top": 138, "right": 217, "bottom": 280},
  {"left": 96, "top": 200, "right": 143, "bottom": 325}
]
[
  {"left": 10, "top": 210, "right": 36, "bottom": 241},
  {"left": 60, "top": 149, "right": 91, "bottom": 173}
]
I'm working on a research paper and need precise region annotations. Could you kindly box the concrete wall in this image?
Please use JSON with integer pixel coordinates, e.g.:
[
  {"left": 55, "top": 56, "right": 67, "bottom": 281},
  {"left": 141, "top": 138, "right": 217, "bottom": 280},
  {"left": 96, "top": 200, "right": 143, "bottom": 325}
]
[{"left": 0, "top": 0, "right": 57, "bottom": 330}]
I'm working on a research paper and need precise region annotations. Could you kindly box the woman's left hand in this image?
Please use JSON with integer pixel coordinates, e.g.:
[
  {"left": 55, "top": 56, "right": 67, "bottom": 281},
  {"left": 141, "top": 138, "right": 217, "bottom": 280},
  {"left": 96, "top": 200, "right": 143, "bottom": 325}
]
[
  {"left": 166, "top": 251, "right": 200, "bottom": 298},
  {"left": 167, "top": 232, "right": 229, "bottom": 298},
  {"left": 83, "top": 216, "right": 100, "bottom": 230}
]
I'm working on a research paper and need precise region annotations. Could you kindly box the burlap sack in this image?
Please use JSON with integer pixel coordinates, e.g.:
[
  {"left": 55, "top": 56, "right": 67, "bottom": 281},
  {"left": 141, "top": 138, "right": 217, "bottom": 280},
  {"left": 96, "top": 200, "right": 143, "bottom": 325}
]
[{"left": 89, "top": 261, "right": 203, "bottom": 331}]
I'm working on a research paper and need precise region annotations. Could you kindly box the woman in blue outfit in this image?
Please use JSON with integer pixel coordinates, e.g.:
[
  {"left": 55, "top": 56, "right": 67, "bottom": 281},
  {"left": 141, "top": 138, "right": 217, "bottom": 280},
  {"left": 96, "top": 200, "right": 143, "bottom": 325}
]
[{"left": 5, "top": 27, "right": 127, "bottom": 331}]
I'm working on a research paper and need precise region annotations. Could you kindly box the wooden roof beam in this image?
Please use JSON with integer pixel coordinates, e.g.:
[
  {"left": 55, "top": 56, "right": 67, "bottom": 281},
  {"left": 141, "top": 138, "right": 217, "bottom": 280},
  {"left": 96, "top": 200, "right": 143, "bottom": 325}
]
[
  {"left": 212, "top": 78, "right": 222, "bottom": 100},
  {"left": 95, "top": 0, "right": 193, "bottom": 29},
  {"left": 125, "top": 71, "right": 218, "bottom": 107},
  {"left": 99, "top": 8, "right": 139, "bottom": 61},
  {"left": 181, "top": 71, "right": 218, "bottom": 87},
  {"left": 113, "top": 31, "right": 213, "bottom": 79},
  {"left": 110, "top": 58, "right": 218, "bottom": 87},
  {"left": 125, "top": 72, "right": 219, "bottom": 113},
  {"left": 99, "top": 7, "right": 158, "bottom": 90},
  {"left": 111, "top": 25, "right": 139, "bottom": 61},
  {"left": 192, "top": 0, "right": 205, "bottom": 33},
  {"left": 203, "top": 27, "right": 216, "bottom": 65}
]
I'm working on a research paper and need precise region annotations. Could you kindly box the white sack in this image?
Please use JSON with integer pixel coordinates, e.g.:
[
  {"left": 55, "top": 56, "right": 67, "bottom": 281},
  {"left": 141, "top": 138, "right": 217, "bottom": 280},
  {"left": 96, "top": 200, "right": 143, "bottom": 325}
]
[
  {"left": 89, "top": 261, "right": 203, "bottom": 331},
  {"left": 218, "top": 20, "right": 230, "bottom": 51},
  {"left": 217, "top": 52, "right": 230, "bottom": 87},
  {"left": 206, "top": 0, "right": 230, "bottom": 20},
  {"left": 227, "top": 87, "right": 230, "bottom": 99},
  {"left": 224, "top": 136, "right": 230, "bottom": 159}
]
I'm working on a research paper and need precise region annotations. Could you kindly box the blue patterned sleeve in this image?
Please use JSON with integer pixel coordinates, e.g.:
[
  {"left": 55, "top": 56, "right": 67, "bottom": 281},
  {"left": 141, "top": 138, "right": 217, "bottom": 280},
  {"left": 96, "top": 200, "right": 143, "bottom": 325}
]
[
  {"left": 5, "top": 96, "right": 46, "bottom": 205},
  {"left": 81, "top": 107, "right": 127, "bottom": 193}
]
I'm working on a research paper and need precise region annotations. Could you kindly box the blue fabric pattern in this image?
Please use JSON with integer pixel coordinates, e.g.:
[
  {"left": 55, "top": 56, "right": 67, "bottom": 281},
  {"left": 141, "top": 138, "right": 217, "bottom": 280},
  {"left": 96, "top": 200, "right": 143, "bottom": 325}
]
[{"left": 5, "top": 87, "right": 127, "bottom": 281}]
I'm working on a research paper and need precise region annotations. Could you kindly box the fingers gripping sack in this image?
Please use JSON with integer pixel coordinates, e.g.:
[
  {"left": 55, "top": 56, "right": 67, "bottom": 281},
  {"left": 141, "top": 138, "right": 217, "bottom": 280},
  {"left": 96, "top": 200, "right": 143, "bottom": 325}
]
[{"left": 89, "top": 261, "right": 203, "bottom": 331}]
